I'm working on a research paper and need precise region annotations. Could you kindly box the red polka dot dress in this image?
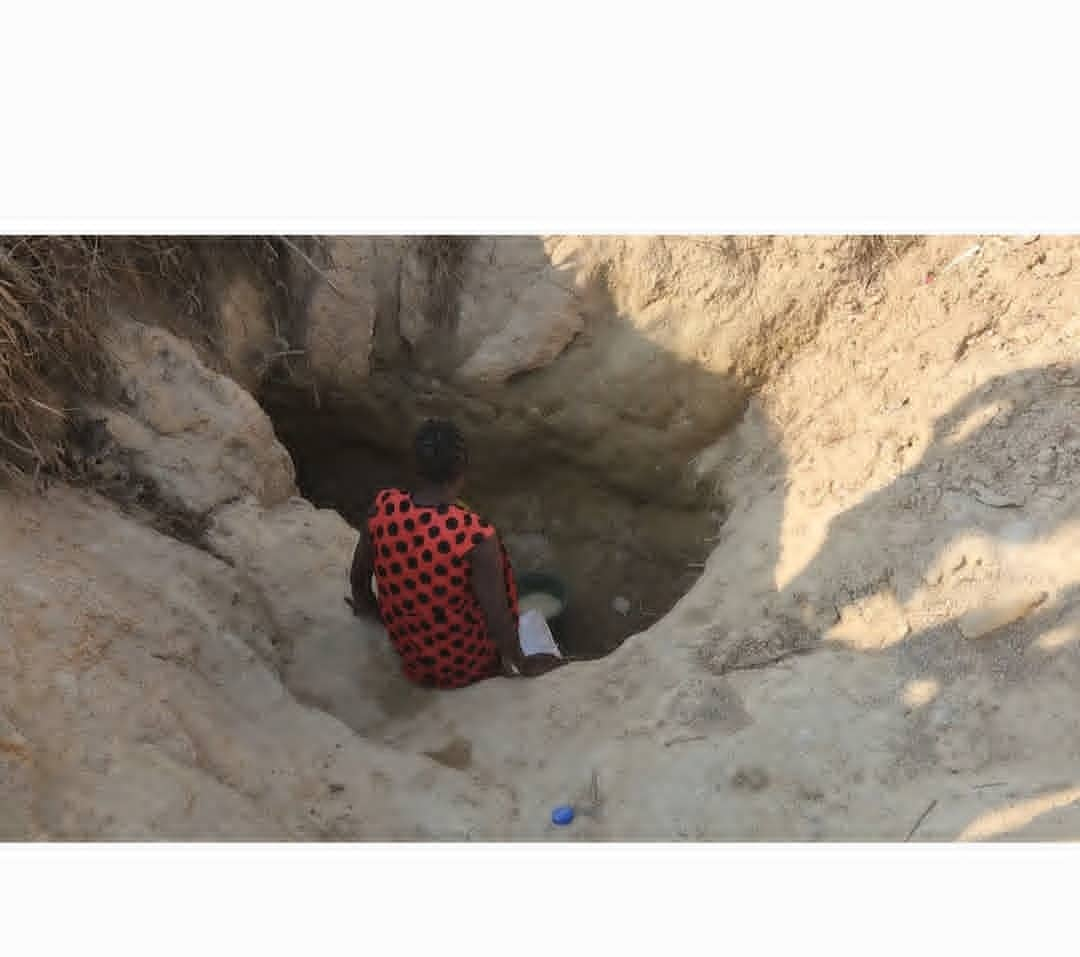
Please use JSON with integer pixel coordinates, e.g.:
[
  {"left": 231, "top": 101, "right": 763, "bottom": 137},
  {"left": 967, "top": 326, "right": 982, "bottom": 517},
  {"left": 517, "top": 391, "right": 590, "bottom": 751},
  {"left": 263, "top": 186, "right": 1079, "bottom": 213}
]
[{"left": 367, "top": 488, "right": 519, "bottom": 689}]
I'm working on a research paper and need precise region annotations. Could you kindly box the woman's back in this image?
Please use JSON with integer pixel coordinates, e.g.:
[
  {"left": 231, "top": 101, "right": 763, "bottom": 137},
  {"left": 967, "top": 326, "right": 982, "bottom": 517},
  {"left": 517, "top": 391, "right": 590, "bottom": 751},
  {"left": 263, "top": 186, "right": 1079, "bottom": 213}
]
[{"left": 367, "top": 488, "right": 518, "bottom": 689}]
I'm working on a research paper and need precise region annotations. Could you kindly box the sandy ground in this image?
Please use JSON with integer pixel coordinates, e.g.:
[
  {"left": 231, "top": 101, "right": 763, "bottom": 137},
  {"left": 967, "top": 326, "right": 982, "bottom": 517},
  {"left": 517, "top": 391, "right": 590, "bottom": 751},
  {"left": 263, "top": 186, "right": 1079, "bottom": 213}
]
[{"left": 5, "top": 235, "right": 1080, "bottom": 840}]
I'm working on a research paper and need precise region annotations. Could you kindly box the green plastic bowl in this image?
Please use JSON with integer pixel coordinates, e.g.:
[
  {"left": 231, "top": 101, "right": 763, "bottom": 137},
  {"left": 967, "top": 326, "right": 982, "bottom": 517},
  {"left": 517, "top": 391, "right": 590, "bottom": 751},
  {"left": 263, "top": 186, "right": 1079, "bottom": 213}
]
[{"left": 517, "top": 570, "right": 569, "bottom": 629}]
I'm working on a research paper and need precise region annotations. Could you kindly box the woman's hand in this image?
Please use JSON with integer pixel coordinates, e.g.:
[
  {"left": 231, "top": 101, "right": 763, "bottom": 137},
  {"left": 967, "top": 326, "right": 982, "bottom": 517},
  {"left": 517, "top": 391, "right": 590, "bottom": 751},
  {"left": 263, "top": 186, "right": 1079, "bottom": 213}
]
[
  {"left": 500, "top": 653, "right": 567, "bottom": 678},
  {"left": 517, "top": 654, "right": 568, "bottom": 677}
]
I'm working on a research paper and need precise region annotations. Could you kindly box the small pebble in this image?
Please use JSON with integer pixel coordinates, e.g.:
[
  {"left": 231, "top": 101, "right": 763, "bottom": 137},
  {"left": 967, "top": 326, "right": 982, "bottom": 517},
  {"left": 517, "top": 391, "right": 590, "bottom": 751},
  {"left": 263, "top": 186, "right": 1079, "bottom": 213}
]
[{"left": 613, "top": 596, "right": 631, "bottom": 616}]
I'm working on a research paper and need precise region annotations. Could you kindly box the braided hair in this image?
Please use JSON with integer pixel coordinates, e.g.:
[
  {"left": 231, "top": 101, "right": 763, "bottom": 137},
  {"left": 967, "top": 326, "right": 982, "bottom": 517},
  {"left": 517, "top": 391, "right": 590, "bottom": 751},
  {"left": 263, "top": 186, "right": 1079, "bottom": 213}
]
[{"left": 414, "top": 419, "right": 468, "bottom": 485}]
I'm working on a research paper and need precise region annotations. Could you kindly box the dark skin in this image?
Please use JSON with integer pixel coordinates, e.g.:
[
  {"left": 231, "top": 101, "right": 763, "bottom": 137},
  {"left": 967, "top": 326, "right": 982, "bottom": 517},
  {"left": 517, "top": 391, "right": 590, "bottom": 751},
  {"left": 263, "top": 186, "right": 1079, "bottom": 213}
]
[
  {"left": 347, "top": 520, "right": 381, "bottom": 619},
  {"left": 346, "top": 474, "right": 566, "bottom": 680}
]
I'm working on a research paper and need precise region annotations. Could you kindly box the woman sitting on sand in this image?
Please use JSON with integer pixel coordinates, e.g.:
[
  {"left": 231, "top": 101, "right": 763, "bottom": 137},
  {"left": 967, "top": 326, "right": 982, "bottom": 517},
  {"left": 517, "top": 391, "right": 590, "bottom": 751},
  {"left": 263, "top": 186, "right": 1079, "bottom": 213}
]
[{"left": 348, "top": 419, "right": 566, "bottom": 689}]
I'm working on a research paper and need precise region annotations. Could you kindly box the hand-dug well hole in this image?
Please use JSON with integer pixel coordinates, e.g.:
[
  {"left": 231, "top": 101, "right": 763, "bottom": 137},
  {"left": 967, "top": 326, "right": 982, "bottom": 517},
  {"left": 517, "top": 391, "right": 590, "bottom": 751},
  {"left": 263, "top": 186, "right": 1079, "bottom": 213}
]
[{"left": 271, "top": 417, "right": 721, "bottom": 658}]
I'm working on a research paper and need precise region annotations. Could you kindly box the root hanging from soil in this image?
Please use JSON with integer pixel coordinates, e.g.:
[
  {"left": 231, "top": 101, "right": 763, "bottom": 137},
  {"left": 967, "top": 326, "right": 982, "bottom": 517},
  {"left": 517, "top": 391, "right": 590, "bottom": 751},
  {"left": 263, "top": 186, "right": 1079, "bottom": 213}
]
[{"left": 0, "top": 236, "right": 317, "bottom": 480}]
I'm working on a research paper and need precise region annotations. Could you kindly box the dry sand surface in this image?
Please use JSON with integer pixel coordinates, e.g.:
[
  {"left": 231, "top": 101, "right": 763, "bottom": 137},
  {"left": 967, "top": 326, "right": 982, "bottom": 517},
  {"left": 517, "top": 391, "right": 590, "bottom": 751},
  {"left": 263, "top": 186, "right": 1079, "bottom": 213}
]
[{"left": 3, "top": 235, "right": 1080, "bottom": 840}]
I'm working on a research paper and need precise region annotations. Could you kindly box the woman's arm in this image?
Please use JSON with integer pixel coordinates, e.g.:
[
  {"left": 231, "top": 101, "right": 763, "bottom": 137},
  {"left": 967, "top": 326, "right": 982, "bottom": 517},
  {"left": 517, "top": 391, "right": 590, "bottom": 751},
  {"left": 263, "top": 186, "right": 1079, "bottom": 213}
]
[
  {"left": 346, "top": 523, "right": 380, "bottom": 618},
  {"left": 470, "top": 535, "right": 525, "bottom": 673},
  {"left": 470, "top": 536, "right": 566, "bottom": 678}
]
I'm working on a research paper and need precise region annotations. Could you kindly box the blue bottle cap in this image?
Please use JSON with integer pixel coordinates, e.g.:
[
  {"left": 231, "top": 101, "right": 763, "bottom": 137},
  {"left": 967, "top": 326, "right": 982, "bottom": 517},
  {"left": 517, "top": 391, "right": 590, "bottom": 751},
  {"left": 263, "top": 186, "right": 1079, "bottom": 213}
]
[{"left": 551, "top": 804, "right": 575, "bottom": 826}]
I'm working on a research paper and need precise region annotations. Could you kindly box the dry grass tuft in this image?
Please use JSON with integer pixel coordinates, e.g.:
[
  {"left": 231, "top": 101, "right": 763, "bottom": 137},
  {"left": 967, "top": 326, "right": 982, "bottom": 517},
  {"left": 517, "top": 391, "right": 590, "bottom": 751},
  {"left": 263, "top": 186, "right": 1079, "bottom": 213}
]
[
  {"left": 839, "top": 235, "right": 921, "bottom": 288},
  {"left": 685, "top": 236, "right": 775, "bottom": 301},
  {"left": 0, "top": 236, "right": 299, "bottom": 480},
  {"left": 415, "top": 236, "right": 471, "bottom": 329}
]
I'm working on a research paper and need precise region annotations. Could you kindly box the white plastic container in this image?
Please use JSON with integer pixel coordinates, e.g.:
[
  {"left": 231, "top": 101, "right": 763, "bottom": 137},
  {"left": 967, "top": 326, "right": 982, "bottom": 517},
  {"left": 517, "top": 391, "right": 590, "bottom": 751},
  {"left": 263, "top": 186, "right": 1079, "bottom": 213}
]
[{"left": 518, "top": 609, "right": 562, "bottom": 658}]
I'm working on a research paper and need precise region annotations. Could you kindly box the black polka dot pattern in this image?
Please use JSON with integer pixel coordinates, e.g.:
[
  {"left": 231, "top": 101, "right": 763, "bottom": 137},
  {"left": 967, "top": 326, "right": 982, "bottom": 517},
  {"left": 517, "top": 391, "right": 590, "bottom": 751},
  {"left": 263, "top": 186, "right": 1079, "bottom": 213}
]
[{"left": 365, "top": 489, "right": 517, "bottom": 690}]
